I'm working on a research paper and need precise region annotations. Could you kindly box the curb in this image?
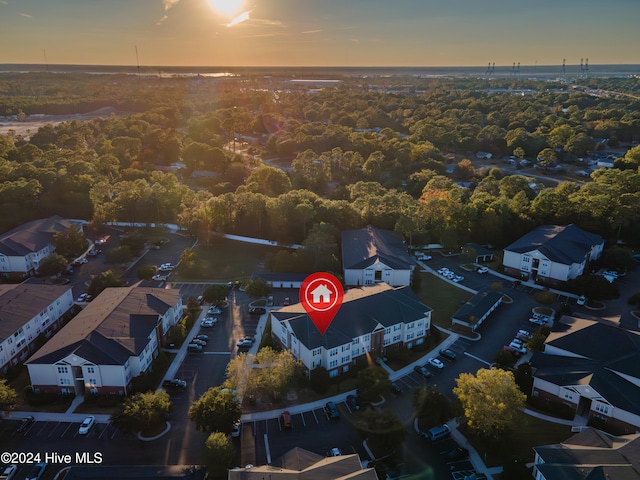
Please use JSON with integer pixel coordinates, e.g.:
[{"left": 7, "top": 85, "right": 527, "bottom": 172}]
[{"left": 137, "top": 421, "right": 171, "bottom": 441}]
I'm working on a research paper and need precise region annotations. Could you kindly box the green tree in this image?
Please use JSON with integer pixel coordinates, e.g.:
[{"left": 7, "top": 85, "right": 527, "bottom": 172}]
[
  {"left": 356, "top": 367, "right": 391, "bottom": 403},
  {"left": 52, "top": 227, "right": 88, "bottom": 259},
  {"left": 189, "top": 387, "right": 241, "bottom": 434},
  {"left": 453, "top": 368, "right": 526, "bottom": 439},
  {"left": 244, "top": 278, "right": 271, "bottom": 298},
  {"left": 245, "top": 165, "right": 292, "bottom": 197},
  {"left": 202, "top": 284, "right": 230, "bottom": 305},
  {"left": 179, "top": 247, "right": 197, "bottom": 272},
  {"left": 38, "top": 253, "right": 69, "bottom": 277},
  {"left": 119, "top": 231, "right": 146, "bottom": 256},
  {"left": 355, "top": 409, "right": 405, "bottom": 456},
  {"left": 413, "top": 386, "right": 454, "bottom": 428},
  {"left": 0, "top": 379, "right": 18, "bottom": 411},
  {"left": 204, "top": 432, "right": 235, "bottom": 478},
  {"left": 136, "top": 264, "right": 157, "bottom": 280},
  {"left": 111, "top": 390, "right": 171, "bottom": 434},
  {"left": 87, "top": 270, "right": 126, "bottom": 296},
  {"left": 105, "top": 245, "right": 133, "bottom": 264}
]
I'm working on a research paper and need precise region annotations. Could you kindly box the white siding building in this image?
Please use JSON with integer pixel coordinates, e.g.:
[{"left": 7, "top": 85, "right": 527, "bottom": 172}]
[
  {"left": 530, "top": 316, "right": 640, "bottom": 435},
  {"left": 503, "top": 224, "right": 604, "bottom": 286},
  {"left": 26, "top": 285, "right": 182, "bottom": 396},
  {"left": 0, "top": 279, "right": 74, "bottom": 374},
  {"left": 0, "top": 216, "right": 83, "bottom": 279},
  {"left": 342, "top": 225, "right": 414, "bottom": 287},
  {"left": 271, "top": 283, "right": 431, "bottom": 377}
]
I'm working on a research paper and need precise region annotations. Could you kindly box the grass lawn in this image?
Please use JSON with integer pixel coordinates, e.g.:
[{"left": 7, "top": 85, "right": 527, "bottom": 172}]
[
  {"left": 462, "top": 410, "right": 573, "bottom": 466},
  {"left": 174, "top": 237, "right": 286, "bottom": 282},
  {"left": 415, "top": 272, "right": 473, "bottom": 328},
  {"left": 9, "top": 368, "right": 73, "bottom": 413}
]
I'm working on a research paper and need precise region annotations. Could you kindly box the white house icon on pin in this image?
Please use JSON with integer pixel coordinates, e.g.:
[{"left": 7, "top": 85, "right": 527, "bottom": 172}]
[{"left": 310, "top": 284, "right": 333, "bottom": 304}]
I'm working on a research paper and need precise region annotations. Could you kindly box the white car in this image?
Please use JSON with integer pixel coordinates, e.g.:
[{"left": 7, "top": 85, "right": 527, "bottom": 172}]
[
  {"left": 329, "top": 448, "right": 342, "bottom": 457},
  {"left": 76, "top": 257, "right": 88, "bottom": 264},
  {"left": 602, "top": 270, "right": 619, "bottom": 278},
  {"left": 0, "top": 464, "right": 17, "bottom": 480},
  {"left": 76, "top": 293, "right": 89, "bottom": 302},
  {"left": 529, "top": 317, "right": 547, "bottom": 326},
  {"left": 428, "top": 358, "right": 445, "bottom": 369},
  {"left": 237, "top": 339, "right": 253, "bottom": 348},
  {"left": 207, "top": 306, "right": 222, "bottom": 315},
  {"left": 231, "top": 421, "right": 241, "bottom": 438},
  {"left": 158, "top": 263, "right": 174, "bottom": 271},
  {"left": 509, "top": 342, "right": 527, "bottom": 354},
  {"left": 577, "top": 295, "right": 587, "bottom": 306},
  {"left": 201, "top": 319, "right": 216, "bottom": 328},
  {"left": 78, "top": 416, "right": 95, "bottom": 435},
  {"left": 453, "top": 275, "right": 464, "bottom": 282},
  {"left": 152, "top": 274, "right": 168, "bottom": 281},
  {"left": 517, "top": 330, "right": 532, "bottom": 339},
  {"left": 476, "top": 266, "right": 489, "bottom": 274}
]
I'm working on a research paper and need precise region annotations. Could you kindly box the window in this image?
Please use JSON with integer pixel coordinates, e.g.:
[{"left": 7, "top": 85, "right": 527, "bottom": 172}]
[
  {"left": 394, "top": 324, "right": 402, "bottom": 331},
  {"left": 595, "top": 403, "right": 610, "bottom": 415},
  {"left": 523, "top": 256, "right": 531, "bottom": 263},
  {"left": 393, "top": 335, "right": 401, "bottom": 342},
  {"left": 385, "top": 327, "right": 391, "bottom": 334},
  {"left": 330, "top": 349, "right": 338, "bottom": 357},
  {"left": 352, "top": 339, "right": 359, "bottom": 345},
  {"left": 352, "top": 348, "right": 359, "bottom": 356},
  {"left": 364, "top": 334, "right": 370, "bottom": 342},
  {"left": 341, "top": 356, "right": 350, "bottom": 363},
  {"left": 329, "top": 360, "right": 338, "bottom": 368},
  {"left": 59, "top": 378, "right": 71, "bottom": 385},
  {"left": 407, "top": 323, "right": 414, "bottom": 329},
  {"left": 384, "top": 338, "right": 391, "bottom": 346},
  {"left": 416, "top": 338, "right": 424, "bottom": 345},
  {"left": 343, "top": 365, "right": 349, "bottom": 373},
  {"left": 329, "top": 370, "right": 338, "bottom": 378},
  {"left": 87, "top": 367, "right": 95, "bottom": 373},
  {"left": 89, "top": 378, "right": 97, "bottom": 385},
  {"left": 313, "top": 348, "right": 321, "bottom": 356},
  {"left": 342, "top": 345, "right": 350, "bottom": 352},
  {"left": 417, "top": 330, "right": 425, "bottom": 337},
  {"left": 417, "top": 320, "right": 423, "bottom": 327},
  {"left": 406, "top": 333, "right": 414, "bottom": 340},
  {"left": 57, "top": 366, "right": 69, "bottom": 374}
]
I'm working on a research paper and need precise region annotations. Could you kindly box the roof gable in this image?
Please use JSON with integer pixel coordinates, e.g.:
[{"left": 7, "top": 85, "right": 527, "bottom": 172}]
[{"left": 342, "top": 225, "right": 413, "bottom": 270}]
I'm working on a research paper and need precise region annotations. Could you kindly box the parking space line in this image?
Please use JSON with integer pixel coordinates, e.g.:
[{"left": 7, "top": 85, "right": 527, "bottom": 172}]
[
  {"left": 312, "top": 409, "right": 319, "bottom": 424},
  {"left": 265, "top": 419, "right": 268, "bottom": 434},
  {"left": 36, "top": 421, "right": 49, "bottom": 436},
  {"left": 61, "top": 422, "right": 72, "bottom": 437},
  {"left": 110, "top": 426, "right": 118, "bottom": 440},
  {"left": 464, "top": 351, "right": 491, "bottom": 366},
  {"left": 264, "top": 434, "right": 271, "bottom": 465},
  {"left": 300, "top": 412, "right": 306, "bottom": 427},
  {"left": 344, "top": 402, "right": 352, "bottom": 414},
  {"left": 48, "top": 422, "right": 61, "bottom": 437},
  {"left": 98, "top": 424, "right": 109, "bottom": 439}
]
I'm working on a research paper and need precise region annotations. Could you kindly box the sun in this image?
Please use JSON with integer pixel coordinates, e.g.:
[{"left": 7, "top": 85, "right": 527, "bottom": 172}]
[{"left": 207, "top": 0, "right": 245, "bottom": 17}]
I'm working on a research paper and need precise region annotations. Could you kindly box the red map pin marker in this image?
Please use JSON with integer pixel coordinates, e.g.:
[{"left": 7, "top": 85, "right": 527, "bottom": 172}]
[{"left": 300, "top": 272, "right": 344, "bottom": 336}]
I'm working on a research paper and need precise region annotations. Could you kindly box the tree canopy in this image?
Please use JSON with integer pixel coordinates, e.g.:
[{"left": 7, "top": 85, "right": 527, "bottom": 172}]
[{"left": 188, "top": 387, "right": 242, "bottom": 434}]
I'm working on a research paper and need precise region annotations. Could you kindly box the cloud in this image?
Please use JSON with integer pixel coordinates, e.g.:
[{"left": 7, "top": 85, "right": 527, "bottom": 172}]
[
  {"left": 227, "top": 10, "right": 250, "bottom": 27},
  {"left": 19, "top": 12, "right": 32, "bottom": 18},
  {"left": 302, "top": 30, "right": 322, "bottom": 34},
  {"left": 0, "top": 1, "right": 8, "bottom": 5},
  {"left": 163, "top": 0, "right": 179, "bottom": 11},
  {"left": 156, "top": 15, "right": 168, "bottom": 25}
]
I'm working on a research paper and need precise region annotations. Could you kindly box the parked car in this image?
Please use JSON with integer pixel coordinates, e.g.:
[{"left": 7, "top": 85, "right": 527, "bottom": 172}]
[
  {"left": 391, "top": 382, "right": 403, "bottom": 394},
  {"left": 78, "top": 416, "right": 95, "bottom": 435},
  {"left": 414, "top": 365, "right": 432, "bottom": 379},
  {"left": 529, "top": 317, "right": 547, "bottom": 326},
  {"left": 439, "top": 349, "right": 457, "bottom": 361},
  {"left": 577, "top": 295, "right": 587, "bottom": 306},
  {"left": 191, "top": 338, "right": 207, "bottom": 346},
  {"left": 428, "top": 358, "right": 445, "bottom": 369},
  {"left": 346, "top": 394, "right": 360, "bottom": 411},
  {"left": 509, "top": 342, "right": 527, "bottom": 354},
  {"left": 503, "top": 345, "right": 523, "bottom": 358},
  {"left": 282, "top": 297, "right": 290, "bottom": 306},
  {"left": 476, "top": 266, "right": 489, "bottom": 274},
  {"left": 76, "top": 293, "right": 89, "bottom": 302},
  {"left": 443, "top": 446, "right": 469, "bottom": 461},
  {"left": 163, "top": 379, "right": 187, "bottom": 390},
  {"left": 249, "top": 307, "right": 266, "bottom": 315},
  {"left": 152, "top": 274, "right": 168, "bottom": 281},
  {"left": 201, "top": 319, "right": 216, "bottom": 328},
  {"left": 280, "top": 410, "right": 292, "bottom": 429},
  {"left": 237, "top": 339, "right": 253, "bottom": 348},
  {"left": 16, "top": 415, "right": 35, "bottom": 432},
  {"left": 207, "top": 306, "right": 222, "bottom": 315},
  {"left": 76, "top": 257, "right": 88, "bottom": 264},
  {"left": 516, "top": 330, "right": 532, "bottom": 340},
  {"left": 0, "top": 464, "right": 17, "bottom": 480},
  {"left": 197, "top": 295, "right": 203, "bottom": 304},
  {"left": 187, "top": 344, "right": 203, "bottom": 353},
  {"left": 23, "top": 463, "right": 46, "bottom": 480},
  {"left": 324, "top": 401, "right": 340, "bottom": 419},
  {"left": 329, "top": 447, "right": 342, "bottom": 457},
  {"left": 195, "top": 334, "right": 209, "bottom": 341}
]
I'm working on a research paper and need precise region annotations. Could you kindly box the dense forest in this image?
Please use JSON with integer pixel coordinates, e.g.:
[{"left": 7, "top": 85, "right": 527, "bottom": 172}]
[{"left": 1, "top": 72, "right": 639, "bottom": 254}]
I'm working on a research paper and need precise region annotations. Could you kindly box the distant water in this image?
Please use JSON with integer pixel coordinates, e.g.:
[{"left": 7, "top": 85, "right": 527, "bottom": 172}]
[{"left": 1, "top": 64, "right": 639, "bottom": 79}]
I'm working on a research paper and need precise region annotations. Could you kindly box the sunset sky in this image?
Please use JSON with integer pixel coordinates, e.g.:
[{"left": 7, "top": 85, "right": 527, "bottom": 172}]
[{"left": 1, "top": 0, "right": 639, "bottom": 67}]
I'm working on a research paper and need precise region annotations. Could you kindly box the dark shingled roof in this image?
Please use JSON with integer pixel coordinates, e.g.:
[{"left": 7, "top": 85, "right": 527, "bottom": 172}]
[
  {"left": 26, "top": 285, "right": 179, "bottom": 366},
  {"left": 533, "top": 428, "right": 640, "bottom": 480},
  {"left": 228, "top": 447, "right": 377, "bottom": 480},
  {"left": 504, "top": 224, "right": 603, "bottom": 265},
  {"left": 451, "top": 291, "right": 503, "bottom": 326},
  {"left": 0, "top": 278, "right": 71, "bottom": 343},
  {"left": 531, "top": 316, "right": 640, "bottom": 416},
  {"left": 271, "top": 283, "right": 431, "bottom": 350},
  {"left": 0, "top": 215, "right": 79, "bottom": 256},
  {"left": 341, "top": 225, "right": 413, "bottom": 270}
]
